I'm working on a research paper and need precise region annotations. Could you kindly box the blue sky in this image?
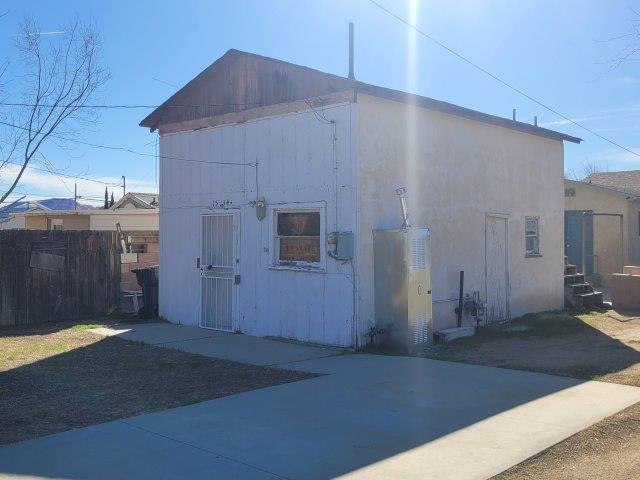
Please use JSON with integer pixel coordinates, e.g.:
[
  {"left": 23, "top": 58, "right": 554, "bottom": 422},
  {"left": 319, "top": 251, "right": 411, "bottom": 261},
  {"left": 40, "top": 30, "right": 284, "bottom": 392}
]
[{"left": 1, "top": 0, "right": 640, "bottom": 205}]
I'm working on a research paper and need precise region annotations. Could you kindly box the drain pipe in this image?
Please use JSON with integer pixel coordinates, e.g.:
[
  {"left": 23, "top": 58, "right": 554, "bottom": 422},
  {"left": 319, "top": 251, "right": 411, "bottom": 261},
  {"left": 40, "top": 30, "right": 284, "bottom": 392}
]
[
  {"left": 395, "top": 187, "right": 411, "bottom": 229},
  {"left": 456, "top": 271, "right": 464, "bottom": 328}
]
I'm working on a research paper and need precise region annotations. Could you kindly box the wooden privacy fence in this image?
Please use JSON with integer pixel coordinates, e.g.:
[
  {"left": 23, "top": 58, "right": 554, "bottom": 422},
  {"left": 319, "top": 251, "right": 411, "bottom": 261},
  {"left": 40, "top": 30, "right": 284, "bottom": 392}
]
[{"left": 0, "top": 230, "right": 120, "bottom": 326}]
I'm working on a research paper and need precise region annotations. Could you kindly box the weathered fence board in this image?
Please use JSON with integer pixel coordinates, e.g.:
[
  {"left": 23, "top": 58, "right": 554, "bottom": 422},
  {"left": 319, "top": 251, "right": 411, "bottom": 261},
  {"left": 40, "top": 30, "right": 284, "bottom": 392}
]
[{"left": 0, "top": 230, "right": 120, "bottom": 326}]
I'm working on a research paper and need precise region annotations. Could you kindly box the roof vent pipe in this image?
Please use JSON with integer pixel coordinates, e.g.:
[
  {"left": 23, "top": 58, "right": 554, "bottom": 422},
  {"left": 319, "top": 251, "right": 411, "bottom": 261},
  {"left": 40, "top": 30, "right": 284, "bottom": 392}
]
[
  {"left": 512, "top": 109, "right": 516, "bottom": 121},
  {"left": 395, "top": 187, "right": 411, "bottom": 229},
  {"left": 348, "top": 22, "right": 355, "bottom": 80},
  {"left": 534, "top": 115, "right": 538, "bottom": 127}
]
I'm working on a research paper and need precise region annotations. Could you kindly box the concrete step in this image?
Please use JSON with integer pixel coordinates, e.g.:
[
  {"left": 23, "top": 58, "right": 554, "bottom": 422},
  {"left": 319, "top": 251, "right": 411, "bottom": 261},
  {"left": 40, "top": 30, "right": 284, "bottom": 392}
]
[
  {"left": 575, "top": 291, "right": 604, "bottom": 309},
  {"left": 434, "top": 326, "right": 475, "bottom": 344},
  {"left": 564, "top": 273, "right": 585, "bottom": 285},
  {"left": 564, "top": 264, "right": 577, "bottom": 275},
  {"left": 566, "top": 282, "right": 593, "bottom": 295}
]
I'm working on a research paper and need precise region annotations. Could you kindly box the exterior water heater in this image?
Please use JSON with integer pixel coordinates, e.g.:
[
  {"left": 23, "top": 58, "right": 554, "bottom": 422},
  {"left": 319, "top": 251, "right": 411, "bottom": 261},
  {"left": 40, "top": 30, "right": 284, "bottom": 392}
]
[{"left": 373, "top": 227, "right": 433, "bottom": 350}]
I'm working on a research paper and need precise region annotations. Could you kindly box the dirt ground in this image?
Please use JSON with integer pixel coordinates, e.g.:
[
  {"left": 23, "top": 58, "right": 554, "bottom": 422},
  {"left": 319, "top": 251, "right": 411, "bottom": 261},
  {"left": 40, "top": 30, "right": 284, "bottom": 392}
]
[
  {"left": 0, "top": 321, "right": 315, "bottom": 446},
  {"left": 425, "top": 311, "right": 640, "bottom": 385},
  {"left": 422, "top": 310, "right": 640, "bottom": 480}
]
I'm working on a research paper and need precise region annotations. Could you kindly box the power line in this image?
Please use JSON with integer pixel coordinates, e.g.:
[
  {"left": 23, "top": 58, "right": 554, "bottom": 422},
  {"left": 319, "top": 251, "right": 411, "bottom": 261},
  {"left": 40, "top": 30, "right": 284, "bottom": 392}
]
[
  {"left": 366, "top": 0, "right": 640, "bottom": 159},
  {"left": 0, "top": 119, "right": 256, "bottom": 167},
  {"left": 0, "top": 101, "right": 266, "bottom": 109},
  {"left": 3, "top": 159, "right": 122, "bottom": 186}
]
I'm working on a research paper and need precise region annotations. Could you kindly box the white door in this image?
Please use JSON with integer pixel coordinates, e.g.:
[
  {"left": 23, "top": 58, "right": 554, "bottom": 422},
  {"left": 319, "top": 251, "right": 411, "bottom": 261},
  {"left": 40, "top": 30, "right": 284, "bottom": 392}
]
[
  {"left": 485, "top": 214, "right": 509, "bottom": 323},
  {"left": 200, "top": 213, "right": 239, "bottom": 331}
]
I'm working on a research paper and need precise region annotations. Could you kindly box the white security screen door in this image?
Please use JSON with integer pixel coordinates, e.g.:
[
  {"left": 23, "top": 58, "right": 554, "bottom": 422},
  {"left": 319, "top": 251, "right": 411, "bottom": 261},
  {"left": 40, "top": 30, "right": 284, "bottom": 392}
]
[{"left": 200, "top": 213, "right": 239, "bottom": 331}]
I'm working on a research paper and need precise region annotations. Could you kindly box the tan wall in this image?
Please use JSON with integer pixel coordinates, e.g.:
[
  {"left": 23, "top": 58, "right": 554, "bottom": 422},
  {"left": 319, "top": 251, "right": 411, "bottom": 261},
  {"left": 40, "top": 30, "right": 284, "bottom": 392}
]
[
  {"left": 61, "top": 215, "right": 90, "bottom": 230},
  {"left": 357, "top": 94, "right": 565, "bottom": 333},
  {"left": 564, "top": 181, "right": 631, "bottom": 287},
  {"left": 24, "top": 216, "right": 47, "bottom": 229},
  {"left": 89, "top": 212, "right": 158, "bottom": 231},
  {"left": 629, "top": 200, "right": 640, "bottom": 263}
]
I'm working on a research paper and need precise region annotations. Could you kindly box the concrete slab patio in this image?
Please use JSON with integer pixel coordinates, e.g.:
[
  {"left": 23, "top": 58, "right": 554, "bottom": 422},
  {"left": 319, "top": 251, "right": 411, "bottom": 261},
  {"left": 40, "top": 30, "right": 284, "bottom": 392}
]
[{"left": 1, "top": 325, "right": 639, "bottom": 480}]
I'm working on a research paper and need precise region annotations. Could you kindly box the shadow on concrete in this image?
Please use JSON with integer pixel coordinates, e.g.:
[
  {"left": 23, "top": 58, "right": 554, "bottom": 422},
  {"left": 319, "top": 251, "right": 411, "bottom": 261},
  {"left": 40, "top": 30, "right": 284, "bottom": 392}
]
[{"left": 1, "top": 315, "right": 639, "bottom": 480}]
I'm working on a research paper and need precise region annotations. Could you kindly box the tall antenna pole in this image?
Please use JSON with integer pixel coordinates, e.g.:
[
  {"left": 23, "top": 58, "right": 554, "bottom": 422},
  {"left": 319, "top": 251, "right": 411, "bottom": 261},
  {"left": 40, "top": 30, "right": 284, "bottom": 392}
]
[
  {"left": 121, "top": 176, "right": 126, "bottom": 197},
  {"left": 74, "top": 183, "right": 77, "bottom": 211},
  {"left": 348, "top": 22, "right": 355, "bottom": 80}
]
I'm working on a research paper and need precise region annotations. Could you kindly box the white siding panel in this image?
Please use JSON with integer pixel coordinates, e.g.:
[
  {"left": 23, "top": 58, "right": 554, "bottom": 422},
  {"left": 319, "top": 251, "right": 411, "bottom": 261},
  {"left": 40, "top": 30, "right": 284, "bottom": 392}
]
[{"left": 159, "top": 103, "right": 357, "bottom": 346}]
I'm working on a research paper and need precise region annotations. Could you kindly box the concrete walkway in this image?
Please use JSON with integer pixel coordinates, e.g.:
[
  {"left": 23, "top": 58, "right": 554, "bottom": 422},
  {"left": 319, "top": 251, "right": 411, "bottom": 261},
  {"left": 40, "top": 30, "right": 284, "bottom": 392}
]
[
  {"left": 91, "top": 322, "right": 345, "bottom": 366},
  {"left": 1, "top": 323, "right": 640, "bottom": 480}
]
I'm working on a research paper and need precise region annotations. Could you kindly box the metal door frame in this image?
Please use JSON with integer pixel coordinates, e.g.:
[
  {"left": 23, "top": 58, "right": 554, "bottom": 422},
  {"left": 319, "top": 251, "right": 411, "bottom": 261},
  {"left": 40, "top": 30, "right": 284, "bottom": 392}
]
[
  {"left": 484, "top": 212, "right": 511, "bottom": 323},
  {"left": 198, "top": 210, "right": 240, "bottom": 332}
]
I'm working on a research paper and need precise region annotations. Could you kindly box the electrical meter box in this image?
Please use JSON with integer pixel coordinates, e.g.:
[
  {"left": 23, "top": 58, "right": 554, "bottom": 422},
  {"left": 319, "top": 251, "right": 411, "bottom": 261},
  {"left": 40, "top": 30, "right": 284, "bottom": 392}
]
[{"left": 373, "top": 227, "right": 433, "bottom": 350}]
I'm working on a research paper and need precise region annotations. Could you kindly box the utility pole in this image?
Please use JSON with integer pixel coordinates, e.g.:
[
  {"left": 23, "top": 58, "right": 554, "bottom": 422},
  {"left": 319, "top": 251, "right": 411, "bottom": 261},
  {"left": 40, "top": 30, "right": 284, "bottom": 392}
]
[
  {"left": 121, "top": 176, "right": 126, "bottom": 197},
  {"left": 74, "top": 183, "right": 77, "bottom": 211}
]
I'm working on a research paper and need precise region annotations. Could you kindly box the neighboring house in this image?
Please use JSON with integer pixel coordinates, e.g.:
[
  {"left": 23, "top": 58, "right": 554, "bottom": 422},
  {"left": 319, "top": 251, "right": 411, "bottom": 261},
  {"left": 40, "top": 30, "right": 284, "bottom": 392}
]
[
  {"left": 0, "top": 200, "right": 51, "bottom": 230},
  {"left": 140, "top": 49, "right": 580, "bottom": 348},
  {"left": 564, "top": 172, "right": 640, "bottom": 287},
  {"left": 112, "top": 192, "right": 159, "bottom": 210},
  {"left": 3, "top": 194, "right": 159, "bottom": 231},
  {"left": 0, "top": 198, "right": 94, "bottom": 230}
]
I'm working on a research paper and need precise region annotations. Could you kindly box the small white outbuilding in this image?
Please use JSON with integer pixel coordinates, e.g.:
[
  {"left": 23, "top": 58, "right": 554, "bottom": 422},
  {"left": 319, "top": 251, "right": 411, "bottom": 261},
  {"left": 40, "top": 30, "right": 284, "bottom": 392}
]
[{"left": 140, "top": 49, "right": 581, "bottom": 348}]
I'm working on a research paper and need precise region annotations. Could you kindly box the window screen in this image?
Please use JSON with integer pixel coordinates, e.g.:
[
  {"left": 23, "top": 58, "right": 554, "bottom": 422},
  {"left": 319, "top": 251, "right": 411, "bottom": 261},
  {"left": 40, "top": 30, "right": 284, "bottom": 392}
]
[{"left": 525, "top": 217, "right": 540, "bottom": 256}]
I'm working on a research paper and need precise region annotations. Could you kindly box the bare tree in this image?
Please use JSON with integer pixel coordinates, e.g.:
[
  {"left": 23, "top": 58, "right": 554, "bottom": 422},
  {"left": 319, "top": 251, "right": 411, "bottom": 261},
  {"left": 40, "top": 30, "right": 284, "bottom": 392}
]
[
  {"left": 0, "top": 17, "right": 109, "bottom": 204},
  {"left": 565, "top": 159, "right": 609, "bottom": 181},
  {"left": 602, "top": 8, "right": 640, "bottom": 71}
]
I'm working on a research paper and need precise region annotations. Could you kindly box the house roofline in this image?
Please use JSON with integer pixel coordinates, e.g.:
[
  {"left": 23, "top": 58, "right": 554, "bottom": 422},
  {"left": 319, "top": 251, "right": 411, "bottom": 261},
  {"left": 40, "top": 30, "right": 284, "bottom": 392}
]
[
  {"left": 12, "top": 209, "right": 158, "bottom": 218},
  {"left": 565, "top": 178, "right": 639, "bottom": 199},
  {"left": 140, "top": 49, "right": 581, "bottom": 144}
]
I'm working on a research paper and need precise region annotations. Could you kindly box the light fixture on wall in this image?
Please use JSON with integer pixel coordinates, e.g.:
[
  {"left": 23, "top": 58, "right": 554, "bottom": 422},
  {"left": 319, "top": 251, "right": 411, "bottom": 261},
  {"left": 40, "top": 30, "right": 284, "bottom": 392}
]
[{"left": 256, "top": 196, "right": 266, "bottom": 221}]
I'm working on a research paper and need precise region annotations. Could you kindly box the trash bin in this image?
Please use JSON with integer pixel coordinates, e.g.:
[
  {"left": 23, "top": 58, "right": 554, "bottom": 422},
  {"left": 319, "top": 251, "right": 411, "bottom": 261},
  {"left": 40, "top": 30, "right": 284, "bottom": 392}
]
[{"left": 131, "top": 265, "right": 159, "bottom": 316}]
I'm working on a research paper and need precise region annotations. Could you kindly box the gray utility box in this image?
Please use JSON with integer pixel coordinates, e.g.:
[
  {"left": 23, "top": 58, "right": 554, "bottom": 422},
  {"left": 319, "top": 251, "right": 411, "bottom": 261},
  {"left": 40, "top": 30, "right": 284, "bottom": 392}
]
[{"left": 373, "top": 227, "right": 433, "bottom": 350}]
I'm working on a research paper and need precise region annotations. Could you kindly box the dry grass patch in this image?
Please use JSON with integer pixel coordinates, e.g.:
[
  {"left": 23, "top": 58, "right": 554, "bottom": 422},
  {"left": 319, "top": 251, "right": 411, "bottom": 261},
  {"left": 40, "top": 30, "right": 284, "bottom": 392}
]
[{"left": 0, "top": 321, "right": 315, "bottom": 446}]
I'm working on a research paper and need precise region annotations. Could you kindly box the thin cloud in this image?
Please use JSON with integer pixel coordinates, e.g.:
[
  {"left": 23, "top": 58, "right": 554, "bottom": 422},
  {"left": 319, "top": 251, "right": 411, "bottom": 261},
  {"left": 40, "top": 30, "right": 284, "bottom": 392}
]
[
  {"left": 539, "top": 115, "right": 610, "bottom": 127},
  {"left": 0, "top": 164, "right": 156, "bottom": 206},
  {"left": 619, "top": 76, "right": 640, "bottom": 85}
]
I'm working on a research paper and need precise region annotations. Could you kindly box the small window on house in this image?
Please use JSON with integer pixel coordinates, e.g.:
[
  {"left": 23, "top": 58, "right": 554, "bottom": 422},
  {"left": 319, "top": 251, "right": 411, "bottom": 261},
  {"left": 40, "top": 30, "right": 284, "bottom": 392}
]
[
  {"left": 49, "top": 219, "right": 63, "bottom": 231},
  {"left": 275, "top": 211, "right": 321, "bottom": 265},
  {"left": 525, "top": 217, "right": 540, "bottom": 256}
]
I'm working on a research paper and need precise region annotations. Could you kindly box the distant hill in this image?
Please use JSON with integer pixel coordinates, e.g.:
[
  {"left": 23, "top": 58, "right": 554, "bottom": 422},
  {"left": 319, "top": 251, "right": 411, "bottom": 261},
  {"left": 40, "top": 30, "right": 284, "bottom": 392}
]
[
  {"left": 0, "top": 198, "right": 93, "bottom": 221},
  {"left": 38, "top": 198, "right": 94, "bottom": 211}
]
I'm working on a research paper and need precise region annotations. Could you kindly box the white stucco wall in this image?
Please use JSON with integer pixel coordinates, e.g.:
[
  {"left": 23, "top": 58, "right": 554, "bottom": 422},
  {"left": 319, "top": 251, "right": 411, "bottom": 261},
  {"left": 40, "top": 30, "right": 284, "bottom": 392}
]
[
  {"left": 356, "top": 94, "right": 565, "bottom": 336},
  {"left": 0, "top": 216, "right": 26, "bottom": 230},
  {"left": 159, "top": 103, "right": 357, "bottom": 347}
]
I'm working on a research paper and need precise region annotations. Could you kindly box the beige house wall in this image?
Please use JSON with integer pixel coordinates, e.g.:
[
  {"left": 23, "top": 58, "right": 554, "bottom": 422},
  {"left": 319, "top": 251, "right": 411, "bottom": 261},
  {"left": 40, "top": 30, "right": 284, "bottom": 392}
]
[
  {"left": 89, "top": 212, "right": 158, "bottom": 231},
  {"left": 564, "top": 181, "right": 633, "bottom": 287},
  {"left": 24, "top": 216, "right": 47, "bottom": 230},
  {"left": 629, "top": 199, "right": 640, "bottom": 264},
  {"left": 357, "top": 94, "right": 565, "bottom": 333},
  {"left": 10, "top": 211, "right": 158, "bottom": 232},
  {"left": 60, "top": 215, "right": 90, "bottom": 230}
]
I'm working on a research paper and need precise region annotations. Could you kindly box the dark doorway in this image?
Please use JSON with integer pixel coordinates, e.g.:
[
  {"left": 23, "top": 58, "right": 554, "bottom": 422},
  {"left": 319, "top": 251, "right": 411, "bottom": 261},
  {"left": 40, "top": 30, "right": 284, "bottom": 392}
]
[{"left": 565, "top": 210, "right": 594, "bottom": 275}]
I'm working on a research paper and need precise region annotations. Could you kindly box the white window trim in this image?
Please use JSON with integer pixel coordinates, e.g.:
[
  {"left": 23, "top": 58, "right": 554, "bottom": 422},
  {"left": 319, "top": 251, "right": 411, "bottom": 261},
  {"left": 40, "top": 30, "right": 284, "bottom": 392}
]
[
  {"left": 269, "top": 204, "right": 326, "bottom": 272},
  {"left": 525, "top": 216, "right": 541, "bottom": 257}
]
